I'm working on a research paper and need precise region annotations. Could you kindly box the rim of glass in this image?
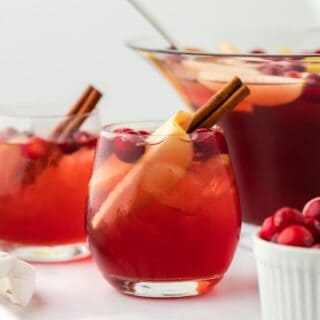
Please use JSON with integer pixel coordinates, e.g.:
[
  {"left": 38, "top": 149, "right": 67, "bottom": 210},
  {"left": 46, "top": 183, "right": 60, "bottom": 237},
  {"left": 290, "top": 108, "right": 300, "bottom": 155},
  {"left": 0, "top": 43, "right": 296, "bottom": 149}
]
[
  {"left": 101, "top": 120, "right": 222, "bottom": 137},
  {"left": 0, "top": 105, "right": 99, "bottom": 120},
  {"left": 126, "top": 35, "right": 320, "bottom": 59}
]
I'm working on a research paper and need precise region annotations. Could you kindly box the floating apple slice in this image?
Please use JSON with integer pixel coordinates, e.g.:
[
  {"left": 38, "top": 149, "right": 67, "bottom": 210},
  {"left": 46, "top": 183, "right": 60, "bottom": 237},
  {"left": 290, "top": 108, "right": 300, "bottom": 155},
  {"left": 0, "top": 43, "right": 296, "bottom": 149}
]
[
  {"left": 181, "top": 58, "right": 304, "bottom": 106},
  {"left": 91, "top": 111, "right": 194, "bottom": 229},
  {"left": 89, "top": 154, "right": 133, "bottom": 208},
  {"left": 199, "top": 71, "right": 304, "bottom": 106}
]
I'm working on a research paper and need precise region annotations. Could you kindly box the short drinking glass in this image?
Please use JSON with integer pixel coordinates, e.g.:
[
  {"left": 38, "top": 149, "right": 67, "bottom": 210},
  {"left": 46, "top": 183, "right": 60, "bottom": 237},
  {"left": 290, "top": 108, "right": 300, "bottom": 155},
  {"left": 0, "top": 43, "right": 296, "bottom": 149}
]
[
  {"left": 87, "top": 121, "right": 241, "bottom": 297},
  {"left": 0, "top": 105, "right": 99, "bottom": 262}
]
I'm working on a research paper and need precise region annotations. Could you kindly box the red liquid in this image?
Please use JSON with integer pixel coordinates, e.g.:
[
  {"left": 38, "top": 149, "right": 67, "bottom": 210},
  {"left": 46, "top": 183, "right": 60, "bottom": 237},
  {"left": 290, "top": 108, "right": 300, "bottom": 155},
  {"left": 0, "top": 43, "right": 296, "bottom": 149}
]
[
  {"left": 0, "top": 139, "right": 95, "bottom": 245},
  {"left": 177, "top": 75, "right": 318, "bottom": 224},
  {"left": 87, "top": 134, "right": 240, "bottom": 282}
]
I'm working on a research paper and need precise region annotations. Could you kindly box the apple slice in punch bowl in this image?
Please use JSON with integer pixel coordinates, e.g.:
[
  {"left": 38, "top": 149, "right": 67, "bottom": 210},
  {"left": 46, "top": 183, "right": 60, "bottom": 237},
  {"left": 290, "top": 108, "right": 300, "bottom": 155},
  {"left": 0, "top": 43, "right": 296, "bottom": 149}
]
[{"left": 126, "top": 28, "right": 320, "bottom": 249}]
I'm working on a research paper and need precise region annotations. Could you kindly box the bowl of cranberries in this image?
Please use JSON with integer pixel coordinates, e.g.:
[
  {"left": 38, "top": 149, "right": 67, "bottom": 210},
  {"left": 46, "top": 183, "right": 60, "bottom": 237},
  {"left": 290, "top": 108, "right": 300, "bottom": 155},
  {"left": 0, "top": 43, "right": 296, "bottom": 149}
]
[{"left": 253, "top": 197, "right": 320, "bottom": 320}]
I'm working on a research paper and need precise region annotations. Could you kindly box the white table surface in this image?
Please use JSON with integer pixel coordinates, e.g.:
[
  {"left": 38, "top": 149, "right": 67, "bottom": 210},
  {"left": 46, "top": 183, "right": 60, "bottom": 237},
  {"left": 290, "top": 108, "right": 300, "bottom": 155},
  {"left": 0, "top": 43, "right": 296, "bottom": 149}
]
[{"left": 0, "top": 248, "right": 261, "bottom": 320}]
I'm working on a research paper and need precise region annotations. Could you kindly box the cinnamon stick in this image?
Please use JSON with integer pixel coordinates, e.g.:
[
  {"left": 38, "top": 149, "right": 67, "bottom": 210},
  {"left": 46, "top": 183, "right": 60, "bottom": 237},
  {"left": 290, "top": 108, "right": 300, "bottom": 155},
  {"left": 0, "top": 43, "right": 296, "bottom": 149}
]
[
  {"left": 198, "top": 84, "right": 249, "bottom": 129},
  {"left": 51, "top": 86, "right": 93, "bottom": 140},
  {"left": 57, "top": 88, "right": 102, "bottom": 140},
  {"left": 187, "top": 77, "right": 244, "bottom": 132},
  {"left": 23, "top": 85, "right": 102, "bottom": 185}
]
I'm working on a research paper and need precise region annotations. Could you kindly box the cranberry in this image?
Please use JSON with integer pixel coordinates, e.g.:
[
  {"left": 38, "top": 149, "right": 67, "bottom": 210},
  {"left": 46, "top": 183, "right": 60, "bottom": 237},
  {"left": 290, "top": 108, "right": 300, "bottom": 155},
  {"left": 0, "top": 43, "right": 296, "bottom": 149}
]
[
  {"left": 257, "top": 64, "right": 284, "bottom": 76},
  {"left": 165, "top": 53, "right": 181, "bottom": 64},
  {"left": 284, "top": 71, "right": 301, "bottom": 78},
  {"left": 74, "top": 131, "right": 97, "bottom": 148},
  {"left": 21, "top": 136, "right": 49, "bottom": 160},
  {"left": 303, "top": 73, "right": 320, "bottom": 103},
  {"left": 314, "top": 49, "right": 320, "bottom": 54},
  {"left": 113, "top": 130, "right": 145, "bottom": 163},
  {"left": 312, "top": 244, "right": 320, "bottom": 249},
  {"left": 250, "top": 48, "right": 266, "bottom": 54},
  {"left": 302, "top": 197, "right": 320, "bottom": 221},
  {"left": 259, "top": 216, "right": 278, "bottom": 240},
  {"left": 306, "top": 73, "right": 320, "bottom": 85},
  {"left": 273, "top": 207, "right": 304, "bottom": 230},
  {"left": 192, "top": 128, "right": 217, "bottom": 160},
  {"left": 114, "top": 128, "right": 134, "bottom": 134},
  {"left": 137, "top": 130, "right": 150, "bottom": 136},
  {"left": 214, "top": 130, "right": 229, "bottom": 154},
  {"left": 283, "top": 64, "right": 306, "bottom": 73},
  {"left": 58, "top": 141, "right": 80, "bottom": 154},
  {"left": 304, "top": 218, "right": 320, "bottom": 242},
  {"left": 277, "top": 225, "right": 314, "bottom": 247}
]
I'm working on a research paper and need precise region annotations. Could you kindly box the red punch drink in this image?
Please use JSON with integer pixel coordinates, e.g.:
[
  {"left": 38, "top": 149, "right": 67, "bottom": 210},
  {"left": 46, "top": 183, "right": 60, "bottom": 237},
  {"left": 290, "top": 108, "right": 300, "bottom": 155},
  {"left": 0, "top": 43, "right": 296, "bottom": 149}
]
[
  {"left": 0, "top": 92, "right": 100, "bottom": 262},
  {"left": 87, "top": 114, "right": 241, "bottom": 297}
]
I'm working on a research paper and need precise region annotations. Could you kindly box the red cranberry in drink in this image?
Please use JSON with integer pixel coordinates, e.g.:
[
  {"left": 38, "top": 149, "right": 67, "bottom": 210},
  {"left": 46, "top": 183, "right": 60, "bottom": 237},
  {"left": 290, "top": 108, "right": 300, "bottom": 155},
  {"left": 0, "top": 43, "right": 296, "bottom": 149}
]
[
  {"left": 303, "top": 73, "right": 320, "bottom": 103},
  {"left": 21, "top": 136, "right": 49, "bottom": 160},
  {"left": 259, "top": 216, "right": 278, "bottom": 240},
  {"left": 113, "top": 130, "right": 145, "bottom": 163},
  {"left": 306, "top": 73, "right": 320, "bottom": 85},
  {"left": 214, "top": 130, "right": 228, "bottom": 154},
  {"left": 277, "top": 225, "right": 314, "bottom": 247},
  {"left": 250, "top": 48, "right": 266, "bottom": 54},
  {"left": 114, "top": 128, "right": 134, "bottom": 134},
  {"left": 74, "top": 131, "right": 97, "bottom": 148},
  {"left": 257, "top": 64, "right": 284, "bottom": 76},
  {"left": 303, "top": 197, "right": 320, "bottom": 221},
  {"left": 273, "top": 207, "right": 304, "bottom": 230},
  {"left": 312, "top": 244, "right": 320, "bottom": 248},
  {"left": 304, "top": 218, "right": 320, "bottom": 242},
  {"left": 58, "top": 141, "right": 80, "bottom": 154},
  {"left": 137, "top": 130, "right": 150, "bottom": 136},
  {"left": 165, "top": 53, "right": 181, "bottom": 65},
  {"left": 284, "top": 71, "right": 301, "bottom": 79},
  {"left": 192, "top": 128, "right": 217, "bottom": 160},
  {"left": 282, "top": 59, "right": 306, "bottom": 73}
]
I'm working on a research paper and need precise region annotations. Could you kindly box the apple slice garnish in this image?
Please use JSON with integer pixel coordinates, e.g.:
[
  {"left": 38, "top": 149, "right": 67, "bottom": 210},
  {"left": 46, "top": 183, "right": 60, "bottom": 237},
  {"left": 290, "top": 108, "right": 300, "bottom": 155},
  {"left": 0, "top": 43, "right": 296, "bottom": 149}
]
[
  {"left": 199, "top": 72, "right": 304, "bottom": 107},
  {"left": 181, "top": 59, "right": 259, "bottom": 79},
  {"left": 181, "top": 59, "right": 304, "bottom": 106},
  {"left": 91, "top": 111, "right": 194, "bottom": 229},
  {"left": 89, "top": 154, "right": 134, "bottom": 206}
]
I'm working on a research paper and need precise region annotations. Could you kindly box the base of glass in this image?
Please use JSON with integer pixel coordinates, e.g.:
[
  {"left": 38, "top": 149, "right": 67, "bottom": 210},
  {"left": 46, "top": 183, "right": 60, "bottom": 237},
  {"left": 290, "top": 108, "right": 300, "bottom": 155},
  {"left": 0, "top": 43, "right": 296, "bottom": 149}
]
[
  {"left": 0, "top": 241, "right": 90, "bottom": 263},
  {"left": 108, "top": 276, "right": 223, "bottom": 298}
]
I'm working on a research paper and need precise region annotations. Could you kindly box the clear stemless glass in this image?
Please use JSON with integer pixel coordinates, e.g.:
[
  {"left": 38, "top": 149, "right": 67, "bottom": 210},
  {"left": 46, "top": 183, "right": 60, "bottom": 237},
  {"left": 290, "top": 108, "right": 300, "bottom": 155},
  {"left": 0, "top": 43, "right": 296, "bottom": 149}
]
[
  {"left": 127, "top": 33, "right": 320, "bottom": 231},
  {"left": 0, "top": 105, "right": 100, "bottom": 262},
  {"left": 87, "top": 121, "right": 241, "bottom": 298}
]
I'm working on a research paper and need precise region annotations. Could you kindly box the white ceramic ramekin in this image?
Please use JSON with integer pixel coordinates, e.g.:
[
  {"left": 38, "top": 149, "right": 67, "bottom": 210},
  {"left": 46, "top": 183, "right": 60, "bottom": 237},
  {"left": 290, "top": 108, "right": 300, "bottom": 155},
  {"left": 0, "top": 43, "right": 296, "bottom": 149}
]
[{"left": 253, "top": 234, "right": 320, "bottom": 320}]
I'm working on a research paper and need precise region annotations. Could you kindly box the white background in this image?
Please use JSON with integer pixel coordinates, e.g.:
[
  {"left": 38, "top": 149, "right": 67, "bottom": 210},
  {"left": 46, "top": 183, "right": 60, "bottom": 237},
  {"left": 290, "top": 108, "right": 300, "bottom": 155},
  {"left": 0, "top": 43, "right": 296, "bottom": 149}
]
[{"left": 0, "top": 0, "right": 318, "bottom": 124}]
